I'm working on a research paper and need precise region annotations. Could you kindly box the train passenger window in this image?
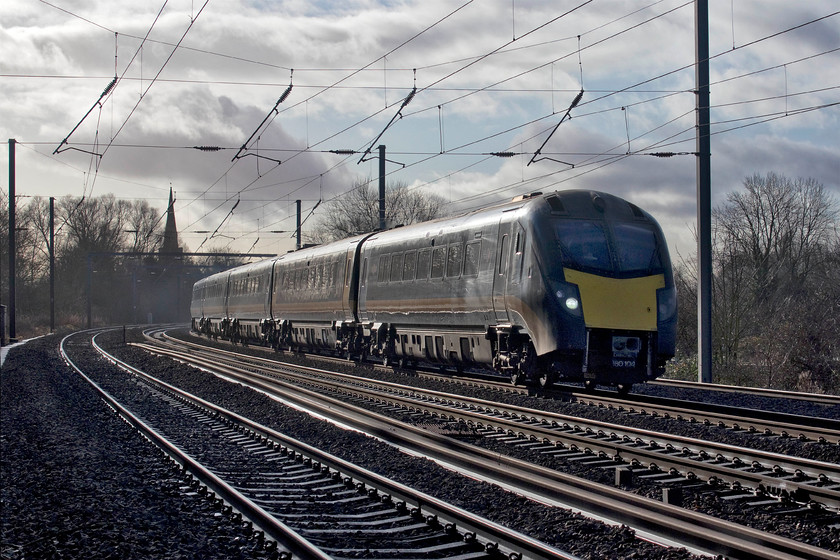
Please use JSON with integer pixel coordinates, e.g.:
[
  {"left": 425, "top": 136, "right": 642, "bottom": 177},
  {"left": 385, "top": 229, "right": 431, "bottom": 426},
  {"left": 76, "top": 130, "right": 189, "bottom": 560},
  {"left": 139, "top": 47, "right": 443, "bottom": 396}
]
[
  {"left": 403, "top": 250, "right": 417, "bottom": 281},
  {"left": 378, "top": 255, "right": 391, "bottom": 283},
  {"left": 446, "top": 243, "right": 463, "bottom": 277},
  {"left": 302, "top": 268, "right": 310, "bottom": 289},
  {"left": 430, "top": 247, "right": 446, "bottom": 279},
  {"left": 390, "top": 253, "right": 403, "bottom": 282},
  {"left": 416, "top": 249, "right": 431, "bottom": 280},
  {"left": 464, "top": 241, "right": 480, "bottom": 277}
]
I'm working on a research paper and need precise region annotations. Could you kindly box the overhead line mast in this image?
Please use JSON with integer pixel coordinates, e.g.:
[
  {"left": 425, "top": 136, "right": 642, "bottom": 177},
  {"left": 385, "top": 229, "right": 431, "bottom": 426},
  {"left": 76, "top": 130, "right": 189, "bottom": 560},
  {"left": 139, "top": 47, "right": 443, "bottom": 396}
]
[{"left": 696, "top": 0, "right": 712, "bottom": 384}]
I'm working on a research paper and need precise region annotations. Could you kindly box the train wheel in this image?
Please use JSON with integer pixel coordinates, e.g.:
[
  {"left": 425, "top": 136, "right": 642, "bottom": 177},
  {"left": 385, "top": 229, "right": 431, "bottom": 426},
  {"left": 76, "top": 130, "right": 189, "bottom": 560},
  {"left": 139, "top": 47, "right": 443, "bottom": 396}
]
[
  {"left": 509, "top": 371, "right": 523, "bottom": 386},
  {"left": 536, "top": 370, "right": 556, "bottom": 389}
]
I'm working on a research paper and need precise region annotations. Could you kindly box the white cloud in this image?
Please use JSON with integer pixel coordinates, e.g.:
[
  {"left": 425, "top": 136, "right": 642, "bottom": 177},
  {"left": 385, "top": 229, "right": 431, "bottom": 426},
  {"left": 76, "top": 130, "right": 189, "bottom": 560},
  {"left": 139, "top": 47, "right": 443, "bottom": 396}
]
[{"left": 1, "top": 0, "right": 837, "bottom": 259}]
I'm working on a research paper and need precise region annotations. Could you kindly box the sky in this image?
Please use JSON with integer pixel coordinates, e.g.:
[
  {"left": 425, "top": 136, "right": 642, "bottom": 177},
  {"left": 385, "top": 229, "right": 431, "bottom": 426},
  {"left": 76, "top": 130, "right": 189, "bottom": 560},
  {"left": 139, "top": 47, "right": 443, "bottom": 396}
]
[{"left": 2, "top": 0, "right": 838, "bottom": 260}]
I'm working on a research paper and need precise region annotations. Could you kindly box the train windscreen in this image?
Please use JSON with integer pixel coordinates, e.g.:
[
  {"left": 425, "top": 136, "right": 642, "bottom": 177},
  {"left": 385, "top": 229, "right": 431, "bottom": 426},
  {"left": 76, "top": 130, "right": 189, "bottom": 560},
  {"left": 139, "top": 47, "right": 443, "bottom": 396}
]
[{"left": 555, "top": 219, "right": 662, "bottom": 275}]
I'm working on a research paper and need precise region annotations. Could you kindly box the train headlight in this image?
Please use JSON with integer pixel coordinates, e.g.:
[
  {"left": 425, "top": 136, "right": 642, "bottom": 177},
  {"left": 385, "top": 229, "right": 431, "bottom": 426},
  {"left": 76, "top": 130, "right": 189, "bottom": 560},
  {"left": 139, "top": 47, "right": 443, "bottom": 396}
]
[
  {"left": 656, "top": 286, "right": 677, "bottom": 322},
  {"left": 554, "top": 282, "right": 582, "bottom": 316}
]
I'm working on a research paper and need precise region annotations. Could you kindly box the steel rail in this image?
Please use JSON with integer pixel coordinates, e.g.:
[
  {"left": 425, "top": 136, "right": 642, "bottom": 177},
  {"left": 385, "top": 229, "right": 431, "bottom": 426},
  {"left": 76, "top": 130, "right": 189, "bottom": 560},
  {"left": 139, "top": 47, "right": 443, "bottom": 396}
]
[
  {"left": 652, "top": 378, "right": 840, "bottom": 406},
  {"left": 129, "top": 339, "right": 839, "bottom": 560},
  {"left": 60, "top": 330, "right": 330, "bottom": 560},
  {"left": 564, "top": 390, "right": 840, "bottom": 444}
]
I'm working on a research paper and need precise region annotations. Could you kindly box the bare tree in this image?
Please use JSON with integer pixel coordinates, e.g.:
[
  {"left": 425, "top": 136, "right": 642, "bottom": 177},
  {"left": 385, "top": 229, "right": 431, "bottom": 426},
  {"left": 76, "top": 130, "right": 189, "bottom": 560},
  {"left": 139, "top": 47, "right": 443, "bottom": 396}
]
[
  {"left": 307, "top": 178, "right": 445, "bottom": 244},
  {"left": 700, "top": 172, "right": 839, "bottom": 391},
  {"left": 714, "top": 173, "right": 835, "bottom": 307},
  {"left": 124, "top": 199, "right": 163, "bottom": 253}
]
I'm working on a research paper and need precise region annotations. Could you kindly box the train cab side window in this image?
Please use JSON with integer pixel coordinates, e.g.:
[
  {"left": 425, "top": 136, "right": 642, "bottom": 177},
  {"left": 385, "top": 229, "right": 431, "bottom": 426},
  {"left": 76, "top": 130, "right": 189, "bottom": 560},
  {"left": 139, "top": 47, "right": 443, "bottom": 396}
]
[
  {"left": 431, "top": 246, "right": 446, "bottom": 279},
  {"left": 361, "top": 258, "right": 368, "bottom": 287},
  {"left": 464, "top": 241, "right": 480, "bottom": 277},
  {"left": 446, "top": 243, "right": 463, "bottom": 278},
  {"left": 417, "top": 249, "right": 431, "bottom": 280}
]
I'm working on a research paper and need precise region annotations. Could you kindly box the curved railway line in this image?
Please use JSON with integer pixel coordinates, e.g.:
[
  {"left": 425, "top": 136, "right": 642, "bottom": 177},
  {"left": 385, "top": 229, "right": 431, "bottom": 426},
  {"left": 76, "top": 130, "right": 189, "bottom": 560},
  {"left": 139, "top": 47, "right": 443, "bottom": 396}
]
[
  {"left": 61, "top": 328, "right": 573, "bottom": 560},
  {"left": 113, "top": 326, "right": 840, "bottom": 559}
]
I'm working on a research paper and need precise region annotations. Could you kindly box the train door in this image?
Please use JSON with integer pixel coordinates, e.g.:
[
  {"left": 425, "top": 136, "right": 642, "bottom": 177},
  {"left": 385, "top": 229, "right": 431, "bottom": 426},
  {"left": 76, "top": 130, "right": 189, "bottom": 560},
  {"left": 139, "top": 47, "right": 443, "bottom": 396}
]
[
  {"left": 510, "top": 223, "right": 526, "bottom": 287},
  {"left": 492, "top": 219, "right": 513, "bottom": 322}
]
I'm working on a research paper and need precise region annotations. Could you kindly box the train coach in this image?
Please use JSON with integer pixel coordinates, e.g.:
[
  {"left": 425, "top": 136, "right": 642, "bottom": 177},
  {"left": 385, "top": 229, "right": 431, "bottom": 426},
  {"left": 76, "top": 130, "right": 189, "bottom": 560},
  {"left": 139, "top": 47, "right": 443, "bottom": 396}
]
[{"left": 191, "top": 190, "right": 677, "bottom": 391}]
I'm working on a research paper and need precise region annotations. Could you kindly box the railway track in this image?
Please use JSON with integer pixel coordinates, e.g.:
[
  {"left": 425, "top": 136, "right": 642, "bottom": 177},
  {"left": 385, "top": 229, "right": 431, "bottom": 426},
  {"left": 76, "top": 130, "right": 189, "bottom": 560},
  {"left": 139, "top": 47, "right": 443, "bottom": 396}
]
[
  {"left": 161, "top": 328, "right": 840, "bottom": 446},
  {"left": 128, "top": 328, "right": 840, "bottom": 559},
  {"left": 407, "top": 373, "right": 839, "bottom": 444},
  {"left": 61, "top": 329, "right": 577, "bottom": 560},
  {"left": 137, "top": 335, "right": 840, "bottom": 510}
]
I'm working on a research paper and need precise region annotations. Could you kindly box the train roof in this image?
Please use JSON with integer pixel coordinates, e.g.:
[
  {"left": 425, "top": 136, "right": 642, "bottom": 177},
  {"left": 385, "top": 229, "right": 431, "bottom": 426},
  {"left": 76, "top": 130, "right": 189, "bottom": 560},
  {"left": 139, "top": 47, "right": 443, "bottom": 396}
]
[
  {"left": 271, "top": 189, "right": 661, "bottom": 257},
  {"left": 359, "top": 189, "right": 661, "bottom": 246}
]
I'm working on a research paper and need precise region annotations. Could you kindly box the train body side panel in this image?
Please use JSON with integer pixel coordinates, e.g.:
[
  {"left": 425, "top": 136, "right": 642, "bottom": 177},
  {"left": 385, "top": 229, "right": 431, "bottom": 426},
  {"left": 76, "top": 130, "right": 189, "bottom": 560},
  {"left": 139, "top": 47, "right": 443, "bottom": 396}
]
[
  {"left": 358, "top": 209, "right": 505, "bottom": 329},
  {"left": 226, "top": 260, "right": 275, "bottom": 321},
  {"left": 271, "top": 235, "right": 368, "bottom": 325}
]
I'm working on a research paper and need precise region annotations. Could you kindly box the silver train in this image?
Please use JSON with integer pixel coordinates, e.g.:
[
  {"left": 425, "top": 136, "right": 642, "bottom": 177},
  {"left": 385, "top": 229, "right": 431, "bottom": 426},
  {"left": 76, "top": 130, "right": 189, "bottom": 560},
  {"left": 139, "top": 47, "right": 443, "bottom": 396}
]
[{"left": 191, "top": 190, "right": 677, "bottom": 390}]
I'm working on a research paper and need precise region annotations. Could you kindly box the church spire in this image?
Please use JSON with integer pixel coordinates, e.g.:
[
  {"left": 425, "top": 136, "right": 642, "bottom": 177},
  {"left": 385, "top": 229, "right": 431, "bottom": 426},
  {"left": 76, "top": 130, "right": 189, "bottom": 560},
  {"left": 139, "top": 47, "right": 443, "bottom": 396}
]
[{"left": 161, "top": 187, "right": 181, "bottom": 254}]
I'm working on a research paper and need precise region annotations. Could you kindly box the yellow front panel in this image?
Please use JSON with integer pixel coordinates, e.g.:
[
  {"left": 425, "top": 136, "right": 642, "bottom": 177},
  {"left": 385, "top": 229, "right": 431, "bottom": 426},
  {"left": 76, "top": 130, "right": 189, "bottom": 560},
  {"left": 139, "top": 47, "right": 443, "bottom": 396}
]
[{"left": 563, "top": 268, "right": 664, "bottom": 331}]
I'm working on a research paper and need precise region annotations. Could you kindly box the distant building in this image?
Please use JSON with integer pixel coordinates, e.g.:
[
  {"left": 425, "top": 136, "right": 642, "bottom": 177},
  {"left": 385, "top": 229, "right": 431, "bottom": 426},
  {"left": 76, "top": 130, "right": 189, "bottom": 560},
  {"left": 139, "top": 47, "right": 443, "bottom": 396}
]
[
  {"left": 160, "top": 187, "right": 182, "bottom": 255},
  {"left": 148, "top": 187, "right": 189, "bottom": 323}
]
